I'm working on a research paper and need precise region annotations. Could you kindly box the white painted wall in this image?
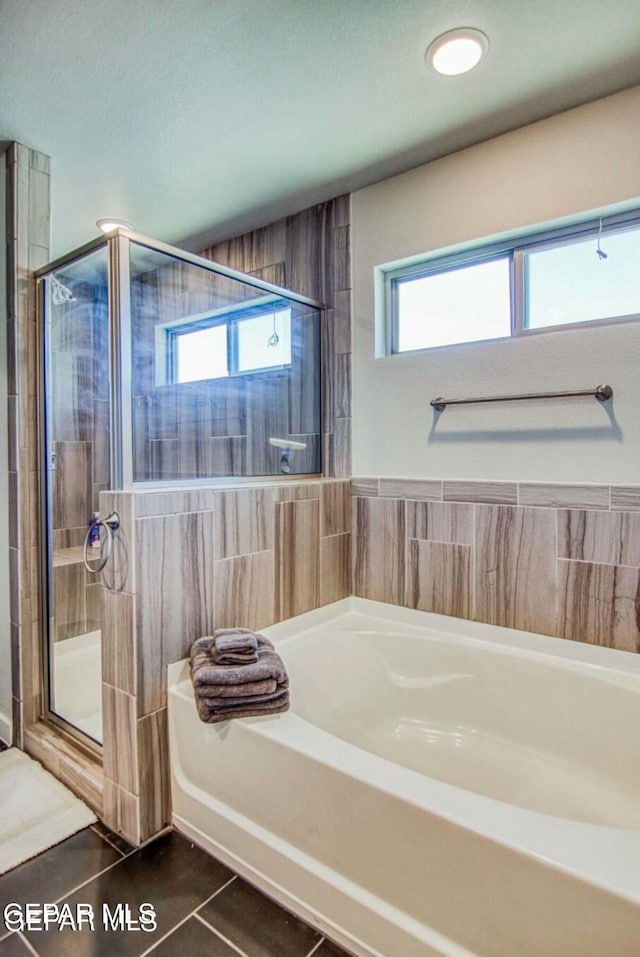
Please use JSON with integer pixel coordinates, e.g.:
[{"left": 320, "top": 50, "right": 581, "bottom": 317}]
[
  {"left": 0, "top": 156, "right": 11, "bottom": 742},
  {"left": 352, "top": 86, "right": 640, "bottom": 482}
]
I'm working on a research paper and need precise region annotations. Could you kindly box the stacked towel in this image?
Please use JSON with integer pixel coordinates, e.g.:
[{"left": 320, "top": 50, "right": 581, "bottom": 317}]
[
  {"left": 190, "top": 629, "right": 289, "bottom": 723},
  {"left": 212, "top": 628, "right": 259, "bottom": 665}
]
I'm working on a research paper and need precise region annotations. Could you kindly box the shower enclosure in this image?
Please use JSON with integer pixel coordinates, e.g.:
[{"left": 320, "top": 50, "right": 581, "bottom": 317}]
[{"left": 37, "top": 231, "right": 322, "bottom": 747}]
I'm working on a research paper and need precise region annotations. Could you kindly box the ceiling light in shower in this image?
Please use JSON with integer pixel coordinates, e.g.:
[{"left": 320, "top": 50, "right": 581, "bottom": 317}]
[
  {"left": 96, "top": 218, "right": 134, "bottom": 234},
  {"left": 425, "top": 28, "right": 489, "bottom": 76}
]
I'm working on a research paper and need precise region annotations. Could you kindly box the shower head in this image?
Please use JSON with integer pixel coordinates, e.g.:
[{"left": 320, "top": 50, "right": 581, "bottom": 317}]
[{"left": 50, "top": 275, "right": 76, "bottom": 305}]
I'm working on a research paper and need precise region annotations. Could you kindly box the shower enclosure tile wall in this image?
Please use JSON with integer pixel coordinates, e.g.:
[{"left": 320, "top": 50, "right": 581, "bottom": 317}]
[
  {"left": 353, "top": 478, "right": 640, "bottom": 654},
  {"left": 200, "top": 195, "right": 351, "bottom": 477},
  {"left": 99, "top": 479, "right": 351, "bottom": 843}
]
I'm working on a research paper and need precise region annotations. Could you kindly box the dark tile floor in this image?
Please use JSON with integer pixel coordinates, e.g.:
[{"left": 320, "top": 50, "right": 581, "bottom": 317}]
[{"left": 0, "top": 827, "right": 353, "bottom": 957}]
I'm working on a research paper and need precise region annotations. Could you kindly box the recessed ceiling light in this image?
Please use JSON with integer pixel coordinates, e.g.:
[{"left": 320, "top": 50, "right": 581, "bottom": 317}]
[
  {"left": 425, "top": 28, "right": 489, "bottom": 76},
  {"left": 96, "top": 218, "right": 134, "bottom": 234}
]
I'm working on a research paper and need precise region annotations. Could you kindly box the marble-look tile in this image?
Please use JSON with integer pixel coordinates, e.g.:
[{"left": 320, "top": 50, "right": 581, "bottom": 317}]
[
  {"left": 558, "top": 509, "right": 640, "bottom": 567},
  {"left": 103, "top": 684, "right": 138, "bottom": 794},
  {"left": 351, "top": 477, "right": 379, "bottom": 497},
  {"left": 137, "top": 708, "right": 170, "bottom": 841},
  {"left": 214, "top": 551, "right": 275, "bottom": 631},
  {"left": 353, "top": 497, "right": 404, "bottom": 604},
  {"left": 320, "top": 533, "right": 351, "bottom": 606},
  {"left": 406, "top": 540, "right": 473, "bottom": 618},
  {"left": 213, "top": 488, "right": 274, "bottom": 559},
  {"left": 379, "top": 478, "right": 442, "bottom": 501},
  {"left": 275, "top": 499, "right": 320, "bottom": 619},
  {"left": 518, "top": 482, "right": 610, "bottom": 509},
  {"left": 406, "top": 500, "right": 474, "bottom": 545},
  {"left": 102, "top": 590, "right": 135, "bottom": 695},
  {"left": 558, "top": 560, "right": 640, "bottom": 653},
  {"left": 474, "top": 505, "right": 556, "bottom": 634},
  {"left": 611, "top": 486, "right": 640, "bottom": 511},
  {"left": 443, "top": 480, "right": 518, "bottom": 505},
  {"left": 321, "top": 481, "right": 351, "bottom": 536}
]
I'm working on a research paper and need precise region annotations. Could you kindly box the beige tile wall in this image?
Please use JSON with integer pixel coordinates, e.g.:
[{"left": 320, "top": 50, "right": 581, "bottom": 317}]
[
  {"left": 353, "top": 478, "right": 640, "bottom": 655},
  {"left": 100, "top": 479, "right": 351, "bottom": 843}
]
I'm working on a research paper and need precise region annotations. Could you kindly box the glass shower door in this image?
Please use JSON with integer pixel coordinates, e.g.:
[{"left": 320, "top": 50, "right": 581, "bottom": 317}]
[{"left": 42, "top": 244, "right": 110, "bottom": 744}]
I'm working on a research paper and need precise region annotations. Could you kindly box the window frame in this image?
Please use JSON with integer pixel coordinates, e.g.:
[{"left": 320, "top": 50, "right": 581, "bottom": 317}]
[
  {"left": 156, "top": 295, "right": 292, "bottom": 386},
  {"left": 382, "top": 208, "right": 640, "bottom": 356}
]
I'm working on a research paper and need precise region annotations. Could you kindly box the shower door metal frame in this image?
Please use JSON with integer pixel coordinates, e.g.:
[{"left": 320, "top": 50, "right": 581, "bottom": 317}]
[
  {"left": 36, "top": 230, "right": 324, "bottom": 750},
  {"left": 36, "top": 237, "right": 114, "bottom": 755}
]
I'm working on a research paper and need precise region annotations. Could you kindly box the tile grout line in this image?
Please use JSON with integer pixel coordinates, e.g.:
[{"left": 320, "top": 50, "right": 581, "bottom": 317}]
[
  {"left": 18, "top": 933, "right": 39, "bottom": 956},
  {"left": 305, "top": 936, "right": 327, "bottom": 957},
  {"left": 138, "top": 874, "right": 237, "bottom": 957},
  {"left": 193, "top": 911, "right": 252, "bottom": 957},
  {"left": 89, "top": 824, "right": 129, "bottom": 857}
]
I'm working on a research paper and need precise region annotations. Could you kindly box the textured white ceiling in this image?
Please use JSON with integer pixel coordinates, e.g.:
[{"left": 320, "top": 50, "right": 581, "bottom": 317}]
[{"left": 2, "top": 0, "right": 640, "bottom": 258}]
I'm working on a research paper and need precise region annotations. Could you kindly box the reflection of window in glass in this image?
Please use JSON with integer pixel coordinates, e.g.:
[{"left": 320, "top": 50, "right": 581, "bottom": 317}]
[
  {"left": 384, "top": 213, "right": 640, "bottom": 354},
  {"left": 237, "top": 309, "right": 291, "bottom": 371},
  {"left": 166, "top": 301, "right": 292, "bottom": 385},
  {"left": 176, "top": 323, "right": 228, "bottom": 383}
]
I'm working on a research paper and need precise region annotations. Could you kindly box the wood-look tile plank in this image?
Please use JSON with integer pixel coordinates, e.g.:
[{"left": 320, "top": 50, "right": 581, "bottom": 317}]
[
  {"left": 519, "top": 482, "right": 609, "bottom": 509},
  {"left": 558, "top": 509, "right": 640, "bottom": 567},
  {"left": 378, "top": 478, "right": 442, "bottom": 501},
  {"left": 611, "top": 486, "right": 640, "bottom": 511},
  {"left": 102, "top": 685, "right": 138, "bottom": 794},
  {"left": 333, "top": 289, "right": 352, "bottom": 356},
  {"left": 351, "top": 477, "right": 379, "bottom": 497},
  {"left": 558, "top": 560, "right": 640, "bottom": 653},
  {"left": 353, "top": 497, "right": 404, "bottom": 604},
  {"left": 275, "top": 483, "right": 321, "bottom": 502},
  {"left": 406, "top": 540, "right": 473, "bottom": 618},
  {"left": 406, "top": 501, "right": 474, "bottom": 545},
  {"left": 333, "top": 417, "right": 351, "bottom": 478},
  {"left": 275, "top": 499, "right": 320, "bottom": 619},
  {"left": 334, "top": 354, "right": 351, "bottom": 418},
  {"left": 213, "top": 488, "right": 274, "bottom": 559},
  {"left": 444, "top": 480, "right": 517, "bottom": 505},
  {"left": 474, "top": 505, "right": 556, "bottom": 634},
  {"left": 320, "top": 533, "right": 351, "bottom": 605},
  {"left": 214, "top": 551, "right": 275, "bottom": 631},
  {"left": 102, "top": 590, "right": 135, "bottom": 695},
  {"left": 321, "top": 481, "right": 351, "bottom": 536},
  {"left": 137, "top": 708, "right": 170, "bottom": 842}
]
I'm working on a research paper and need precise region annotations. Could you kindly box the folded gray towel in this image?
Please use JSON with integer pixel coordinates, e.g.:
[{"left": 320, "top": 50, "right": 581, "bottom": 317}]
[
  {"left": 214, "top": 629, "right": 259, "bottom": 663},
  {"left": 190, "top": 635, "right": 287, "bottom": 690},
  {"left": 198, "top": 677, "right": 278, "bottom": 699},
  {"left": 195, "top": 688, "right": 289, "bottom": 724}
]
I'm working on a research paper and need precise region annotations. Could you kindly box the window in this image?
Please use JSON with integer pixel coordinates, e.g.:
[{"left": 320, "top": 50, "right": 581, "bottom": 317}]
[
  {"left": 383, "top": 211, "right": 640, "bottom": 354},
  {"left": 158, "top": 298, "right": 292, "bottom": 385}
]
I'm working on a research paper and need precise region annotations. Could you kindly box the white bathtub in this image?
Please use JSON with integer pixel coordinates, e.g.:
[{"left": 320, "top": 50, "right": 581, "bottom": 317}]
[{"left": 168, "top": 598, "right": 640, "bottom": 957}]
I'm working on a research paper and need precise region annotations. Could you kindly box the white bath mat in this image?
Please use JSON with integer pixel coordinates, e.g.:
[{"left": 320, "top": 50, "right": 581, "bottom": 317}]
[{"left": 0, "top": 748, "right": 96, "bottom": 874}]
